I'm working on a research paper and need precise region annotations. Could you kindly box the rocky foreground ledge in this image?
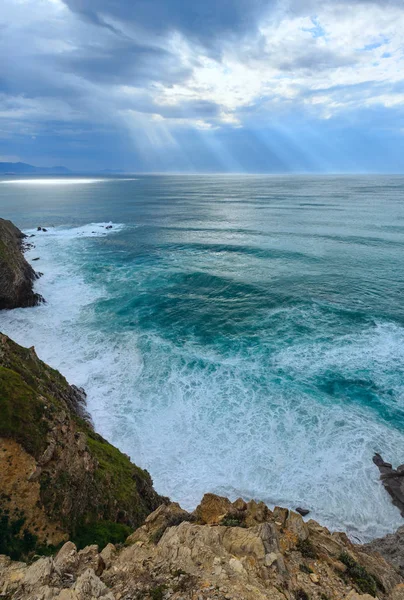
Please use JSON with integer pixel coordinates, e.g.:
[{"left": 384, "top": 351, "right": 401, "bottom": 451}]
[
  {"left": 1, "top": 493, "right": 404, "bottom": 600},
  {"left": 0, "top": 218, "right": 43, "bottom": 309}
]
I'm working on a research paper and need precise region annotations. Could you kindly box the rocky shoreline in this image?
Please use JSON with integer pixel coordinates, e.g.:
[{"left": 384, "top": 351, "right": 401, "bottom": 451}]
[
  {"left": 1, "top": 218, "right": 404, "bottom": 600},
  {"left": 0, "top": 218, "right": 44, "bottom": 309}
]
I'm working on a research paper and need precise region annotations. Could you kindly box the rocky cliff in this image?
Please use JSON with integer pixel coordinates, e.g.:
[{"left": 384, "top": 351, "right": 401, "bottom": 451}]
[
  {"left": 1, "top": 493, "right": 404, "bottom": 600},
  {"left": 0, "top": 218, "right": 43, "bottom": 309},
  {"left": 0, "top": 333, "right": 164, "bottom": 559}
]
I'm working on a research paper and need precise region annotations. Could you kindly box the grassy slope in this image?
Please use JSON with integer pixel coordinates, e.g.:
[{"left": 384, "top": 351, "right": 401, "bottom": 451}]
[{"left": 0, "top": 334, "right": 164, "bottom": 556}]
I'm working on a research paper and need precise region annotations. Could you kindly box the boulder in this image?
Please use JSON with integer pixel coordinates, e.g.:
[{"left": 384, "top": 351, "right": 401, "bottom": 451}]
[
  {"left": 127, "top": 501, "right": 191, "bottom": 544},
  {"left": 194, "top": 493, "right": 232, "bottom": 524},
  {"left": 73, "top": 568, "right": 113, "bottom": 599}
]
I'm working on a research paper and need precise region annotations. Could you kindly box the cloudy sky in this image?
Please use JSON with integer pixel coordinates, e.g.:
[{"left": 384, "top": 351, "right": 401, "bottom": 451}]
[{"left": 2, "top": 0, "right": 404, "bottom": 172}]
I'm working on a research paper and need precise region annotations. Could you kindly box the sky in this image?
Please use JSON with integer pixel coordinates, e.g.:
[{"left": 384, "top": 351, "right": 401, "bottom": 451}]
[{"left": 1, "top": 0, "right": 404, "bottom": 173}]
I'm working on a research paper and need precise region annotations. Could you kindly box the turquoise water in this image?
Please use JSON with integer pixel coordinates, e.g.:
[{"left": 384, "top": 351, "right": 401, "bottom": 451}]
[{"left": 1, "top": 174, "right": 404, "bottom": 540}]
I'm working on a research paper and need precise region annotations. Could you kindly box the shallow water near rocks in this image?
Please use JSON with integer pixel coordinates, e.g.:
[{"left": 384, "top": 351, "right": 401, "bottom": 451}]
[{"left": 1, "top": 174, "right": 404, "bottom": 541}]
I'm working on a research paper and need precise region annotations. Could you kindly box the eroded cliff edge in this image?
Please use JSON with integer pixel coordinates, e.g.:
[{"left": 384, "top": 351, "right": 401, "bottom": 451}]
[
  {"left": 0, "top": 332, "right": 164, "bottom": 558},
  {"left": 0, "top": 218, "right": 43, "bottom": 309}
]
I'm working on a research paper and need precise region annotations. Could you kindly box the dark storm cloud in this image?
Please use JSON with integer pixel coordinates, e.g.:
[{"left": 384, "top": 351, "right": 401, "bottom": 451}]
[
  {"left": 61, "top": 0, "right": 272, "bottom": 46},
  {"left": 59, "top": 40, "right": 192, "bottom": 86},
  {"left": 1, "top": 0, "right": 404, "bottom": 172}
]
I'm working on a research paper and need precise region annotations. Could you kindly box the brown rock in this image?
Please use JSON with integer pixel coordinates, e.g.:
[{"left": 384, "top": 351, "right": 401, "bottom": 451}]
[
  {"left": 233, "top": 498, "right": 248, "bottom": 512},
  {"left": 99, "top": 544, "right": 116, "bottom": 570},
  {"left": 273, "top": 506, "right": 289, "bottom": 526},
  {"left": 194, "top": 493, "right": 232, "bottom": 524},
  {"left": 1, "top": 493, "right": 404, "bottom": 600},
  {"left": 285, "top": 511, "right": 309, "bottom": 541},
  {"left": 355, "top": 549, "right": 402, "bottom": 593},
  {"left": 244, "top": 500, "right": 272, "bottom": 527},
  {"left": 54, "top": 542, "right": 79, "bottom": 575},
  {"left": 73, "top": 568, "right": 113, "bottom": 599},
  {"left": 23, "top": 558, "right": 53, "bottom": 587},
  {"left": 77, "top": 546, "right": 105, "bottom": 577},
  {"left": 127, "top": 502, "right": 191, "bottom": 544}
]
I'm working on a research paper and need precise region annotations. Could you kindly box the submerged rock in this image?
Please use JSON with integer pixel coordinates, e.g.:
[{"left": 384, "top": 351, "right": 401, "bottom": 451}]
[{"left": 0, "top": 218, "right": 43, "bottom": 308}]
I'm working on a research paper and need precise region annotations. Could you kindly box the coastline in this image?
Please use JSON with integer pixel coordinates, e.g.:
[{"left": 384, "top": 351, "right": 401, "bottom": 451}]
[
  {"left": 1, "top": 217, "right": 404, "bottom": 598},
  {"left": 0, "top": 221, "right": 401, "bottom": 542}
]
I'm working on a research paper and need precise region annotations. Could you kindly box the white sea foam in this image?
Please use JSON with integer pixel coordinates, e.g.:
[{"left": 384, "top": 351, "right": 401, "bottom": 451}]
[
  {"left": 1, "top": 178, "right": 138, "bottom": 185},
  {"left": 25, "top": 222, "right": 125, "bottom": 238},
  {"left": 1, "top": 222, "right": 404, "bottom": 542}
]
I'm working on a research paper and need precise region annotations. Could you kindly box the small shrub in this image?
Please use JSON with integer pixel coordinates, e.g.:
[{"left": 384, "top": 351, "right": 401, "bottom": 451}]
[
  {"left": 172, "top": 568, "right": 186, "bottom": 577},
  {"left": 338, "top": 552, "right": 383, "bottom": 597},
  {"left": 73, "top": 520, "right": 132, "bottom": 550},
  {"left": 0, "top": 510, "right": 38, "bottom": 560},
  {"left": 150, "top": 585, "right": 166, "bottom": 600},
  {"left": 296, "top": 538, "right": 317, "bottom": 559},
  {"left": 220, "top": 514, "right": 246, "bottom": 527}
]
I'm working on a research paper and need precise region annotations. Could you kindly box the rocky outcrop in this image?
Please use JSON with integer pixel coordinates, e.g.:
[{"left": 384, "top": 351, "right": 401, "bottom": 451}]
[
  {"left": 1, "top": 493, "right": 403, "bottom": 600},
  {"left": 364, "top": 526, "right": 404, "bottom": 577},
  {"left": 0, "top": 218, "right": 43, "bottom": 309},
  {"left": 373, "top": 454, "right": 404, "bottom": 517},
  {"left": 0, "top": 333, "right": 164, "bottom": 559}
]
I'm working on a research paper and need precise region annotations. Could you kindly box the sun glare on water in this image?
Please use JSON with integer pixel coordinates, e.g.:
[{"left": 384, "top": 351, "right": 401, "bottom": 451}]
[{"left": 1, "top": 178, "right": 137, "bottom": 185}]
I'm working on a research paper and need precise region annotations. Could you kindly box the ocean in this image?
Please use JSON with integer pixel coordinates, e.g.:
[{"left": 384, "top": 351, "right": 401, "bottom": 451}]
[{"left": 0, "top": 174, "right": 403, "bottom": 541}]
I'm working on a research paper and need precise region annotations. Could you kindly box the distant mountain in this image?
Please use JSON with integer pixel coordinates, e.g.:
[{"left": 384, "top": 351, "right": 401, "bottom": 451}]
[{"left": 0, "top": 161, "right": 71, "bottom": 175}]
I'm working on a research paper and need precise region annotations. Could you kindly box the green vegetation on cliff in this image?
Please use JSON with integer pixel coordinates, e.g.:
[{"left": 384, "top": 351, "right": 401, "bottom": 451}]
[
  {"left": 0, "top": 366, "right": 49, "bottom": 457},
  {"left": 0, "top": 333, "right": 164, "bottom": 559}
]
